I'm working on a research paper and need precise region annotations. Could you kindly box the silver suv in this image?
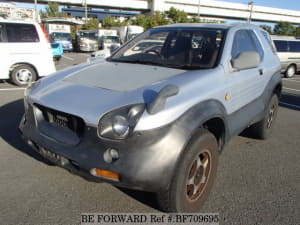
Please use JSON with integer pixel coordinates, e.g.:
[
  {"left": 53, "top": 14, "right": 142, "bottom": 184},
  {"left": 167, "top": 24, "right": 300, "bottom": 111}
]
[{"left": 20, "top": 23, "right": 282, "bottom": 212}]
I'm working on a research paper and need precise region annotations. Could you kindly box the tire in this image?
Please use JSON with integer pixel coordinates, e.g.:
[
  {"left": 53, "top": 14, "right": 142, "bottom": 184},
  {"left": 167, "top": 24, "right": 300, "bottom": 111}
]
[
  {"left": 11, "top": 65, "right": 37, "bottom": 86},
  {"left": 157, "top": 128, "right": 219, "bottom": 212},
  {"left": 285, "top": 65, "right": 296, "bottom": 78},
  {"left": 250, "top": 94, "right": 279, "bottom": 140}
]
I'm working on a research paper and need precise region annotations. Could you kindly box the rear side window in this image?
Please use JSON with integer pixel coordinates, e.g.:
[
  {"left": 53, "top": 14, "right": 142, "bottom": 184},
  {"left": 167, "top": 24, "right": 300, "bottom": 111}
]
[
  {"left": 5, "top": 23, "right": 39, "bottom": 42},
  {"left": 289, "top": 41, "right": 300, "bottom": 52},
  {"left": 231, "top": 30, "right": 258, "bottom": 59},
  {"left": 260, "top": 31, "right": 276, "bottom": 53},
  {"left": 273, "top": 40, "right": 288, "bottom": 52}
]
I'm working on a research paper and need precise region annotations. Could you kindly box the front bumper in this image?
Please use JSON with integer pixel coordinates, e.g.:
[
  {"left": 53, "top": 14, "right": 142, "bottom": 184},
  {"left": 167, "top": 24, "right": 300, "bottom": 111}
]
[{"left": 19, "top": 103, "right": 186, "bottom": 192}]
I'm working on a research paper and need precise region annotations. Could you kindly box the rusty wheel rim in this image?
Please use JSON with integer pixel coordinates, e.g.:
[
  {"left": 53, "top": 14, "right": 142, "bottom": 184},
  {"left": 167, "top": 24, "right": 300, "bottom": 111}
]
[{"left": 186, "top": 150, "right": 211, "bottom": 201}]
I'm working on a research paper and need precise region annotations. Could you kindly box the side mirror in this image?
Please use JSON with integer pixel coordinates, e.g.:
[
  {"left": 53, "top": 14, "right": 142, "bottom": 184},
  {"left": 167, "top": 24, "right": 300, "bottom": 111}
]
[
  {"left": 110, "top": 44, "right": 120, "bottom": 54},
  {"left": 147, "top": 85, "right": 179, "bottom": 115},
  {"left": 231, "top": 51, "right": 260, "bottom": 71}
]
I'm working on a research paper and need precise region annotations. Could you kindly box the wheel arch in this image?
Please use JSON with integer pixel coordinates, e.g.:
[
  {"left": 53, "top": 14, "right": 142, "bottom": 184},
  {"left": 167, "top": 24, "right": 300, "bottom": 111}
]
[
  {"left": 286, "top": 63, "right": 297, "bottom": 72},
  {"left": 273, "top": 82, "right": 282, "bottom": 99},
  {"left": 175, "top": 99, "right": 229, "bottom": 158},
  {"left": 9, "top": 63, "right": 39, "bottom": 78}
]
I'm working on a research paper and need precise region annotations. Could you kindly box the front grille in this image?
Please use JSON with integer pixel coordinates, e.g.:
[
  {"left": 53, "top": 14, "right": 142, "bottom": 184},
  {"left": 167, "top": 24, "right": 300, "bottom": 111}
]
[{"left": 34, "top": 104, "right": 85, "bottom": 136}]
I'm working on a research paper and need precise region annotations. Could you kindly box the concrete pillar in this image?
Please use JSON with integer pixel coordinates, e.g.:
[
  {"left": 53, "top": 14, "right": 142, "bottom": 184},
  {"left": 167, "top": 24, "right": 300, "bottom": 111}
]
[{"left": 149, "top": 0, "right": 164, "bottom": 15}]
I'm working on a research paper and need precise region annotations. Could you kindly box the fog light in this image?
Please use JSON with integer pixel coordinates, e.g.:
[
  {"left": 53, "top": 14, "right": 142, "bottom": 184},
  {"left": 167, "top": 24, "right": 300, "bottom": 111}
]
[
  {"left": 103, "top": 148, "right": 119, "bottom": 163},
  {"left": 91, "top": 168, "right": 120, "bottom": 181}
]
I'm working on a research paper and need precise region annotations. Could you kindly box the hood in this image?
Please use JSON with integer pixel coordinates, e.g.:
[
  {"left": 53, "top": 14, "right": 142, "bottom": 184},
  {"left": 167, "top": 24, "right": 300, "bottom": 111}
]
[
  {"left": 29, "top": 61, "right": 185, "bottom": 126},
  {"left": 63, "top": 61, "right": 185, "bottom": 92}
]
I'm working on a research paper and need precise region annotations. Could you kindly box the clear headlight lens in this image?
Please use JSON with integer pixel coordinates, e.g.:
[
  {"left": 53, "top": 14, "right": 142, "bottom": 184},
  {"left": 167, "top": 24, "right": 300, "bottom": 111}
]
[
  {"left": 112, "top": 115, "right": 130, "bottom": 137},
  {"left": 98, "top": 104, "right": 145, "bottom": 140}
]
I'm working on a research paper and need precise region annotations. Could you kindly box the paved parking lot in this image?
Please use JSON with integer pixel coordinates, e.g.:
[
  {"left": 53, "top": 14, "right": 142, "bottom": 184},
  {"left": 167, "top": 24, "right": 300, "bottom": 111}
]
[{"left": 0, "top": 53, "right": 299, "bottom": 225}]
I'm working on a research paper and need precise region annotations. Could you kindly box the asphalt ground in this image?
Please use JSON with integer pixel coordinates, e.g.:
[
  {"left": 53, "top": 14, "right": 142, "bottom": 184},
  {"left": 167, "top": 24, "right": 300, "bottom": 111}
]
[{"left": 0, "top": 53, "right": 299, "bottom": 225}]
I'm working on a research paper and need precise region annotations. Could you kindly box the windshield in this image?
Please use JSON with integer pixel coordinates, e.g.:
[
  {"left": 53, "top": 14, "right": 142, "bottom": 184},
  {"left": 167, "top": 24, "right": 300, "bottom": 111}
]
[
  {"left": 111, "top": 27, "right": 226, "bottom": 69},
  {"left": 50, "top": 32, "right": 71, "bottom": 41},
  {"left": 103, "top": 36, "right": 120, "bottom": 43},
  {"left": 79, "top": 32, "right": 98, "bottom": 40}
]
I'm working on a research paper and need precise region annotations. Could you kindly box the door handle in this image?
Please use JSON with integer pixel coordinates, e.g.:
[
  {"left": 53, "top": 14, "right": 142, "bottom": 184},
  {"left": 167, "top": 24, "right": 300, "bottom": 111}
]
[{"left": 259, "top": 69, "right": 264, "bottom": 75}]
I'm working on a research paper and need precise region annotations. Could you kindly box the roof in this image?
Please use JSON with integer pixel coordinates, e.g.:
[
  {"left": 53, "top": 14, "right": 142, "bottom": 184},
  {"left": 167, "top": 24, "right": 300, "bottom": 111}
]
[
  {"left": 0, "top": 18, "right": 37, "bottom": 24},
  {"left": 153, "top": 22, "right": 263, "bottom": 31}
]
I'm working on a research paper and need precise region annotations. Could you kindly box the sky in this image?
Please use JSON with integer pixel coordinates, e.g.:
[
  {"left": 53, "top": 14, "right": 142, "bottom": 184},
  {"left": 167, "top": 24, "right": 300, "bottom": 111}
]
[
  {"left": 14, "top": 0, "right": 300, "bottom": 12},
  {"left": 225, "top": 0, "right": 300, "bottom": 11}
]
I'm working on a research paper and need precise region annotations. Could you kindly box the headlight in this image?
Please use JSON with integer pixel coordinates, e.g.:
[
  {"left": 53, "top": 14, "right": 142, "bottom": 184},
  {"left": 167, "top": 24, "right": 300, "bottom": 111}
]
[
  {"left": 98, "top": 104, "right": 145, "bottom": 140},
  {"left": 112, "top": 115, "right": 129, "bottom": 137}
]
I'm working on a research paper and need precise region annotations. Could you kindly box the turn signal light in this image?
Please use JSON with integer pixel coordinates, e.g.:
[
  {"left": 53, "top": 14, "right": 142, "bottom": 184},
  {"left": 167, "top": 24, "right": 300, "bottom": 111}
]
[{"left": 94, "top": 168, "right": 120, "bottom": 181}]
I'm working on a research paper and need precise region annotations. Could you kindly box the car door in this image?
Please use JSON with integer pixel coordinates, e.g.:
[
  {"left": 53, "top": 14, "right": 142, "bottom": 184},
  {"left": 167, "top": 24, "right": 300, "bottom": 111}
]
[{"left": 230, "top": 29, "right": 266, "bottom": 111}]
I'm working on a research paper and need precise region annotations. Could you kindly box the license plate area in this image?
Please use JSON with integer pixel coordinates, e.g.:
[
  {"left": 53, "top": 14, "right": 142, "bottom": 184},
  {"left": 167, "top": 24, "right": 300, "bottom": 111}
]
[{"left": 39, "top": 147, "right": 68, "bottom": 165}]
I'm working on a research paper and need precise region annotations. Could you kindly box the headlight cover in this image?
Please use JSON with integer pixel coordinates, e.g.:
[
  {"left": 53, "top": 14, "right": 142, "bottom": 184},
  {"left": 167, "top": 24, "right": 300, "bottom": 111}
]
[{"left": 98, "top": 104, "right": 145, "bottom": 140}]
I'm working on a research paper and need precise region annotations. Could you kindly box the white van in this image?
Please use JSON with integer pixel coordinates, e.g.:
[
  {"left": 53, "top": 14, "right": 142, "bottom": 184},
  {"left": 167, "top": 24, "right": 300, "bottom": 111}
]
[
  {"left": 0, "top": 20, "right": 56, "bottom": 86},
  {"left": 272, "top": 35, "right": 300, "bottom": 78}
]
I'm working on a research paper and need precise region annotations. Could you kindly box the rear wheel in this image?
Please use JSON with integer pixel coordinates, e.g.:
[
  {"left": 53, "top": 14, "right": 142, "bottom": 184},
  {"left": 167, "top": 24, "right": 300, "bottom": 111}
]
[
  {"left": 157, "top": 129, "right": 219, "bottom": 212},
  {"left": 250, "top": 94, "right": 279, "bottom": 139},
  {"left": 11, "top": 65, "right": 37, "bottom": 86},
  {"left": 285, "top": 65, "right": 296, "bottom": 78}
]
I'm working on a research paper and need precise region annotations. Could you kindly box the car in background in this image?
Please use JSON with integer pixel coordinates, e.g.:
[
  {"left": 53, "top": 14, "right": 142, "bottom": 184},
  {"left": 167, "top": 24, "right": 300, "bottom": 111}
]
[
  {"left": 272, "top": 35, "right": 300, "bottom": 77},
  {"left": 75, "top": 30, "right": 98, "bottom": 52},
  {"left": 0, "top": 19, "right": 56, "bottom": 86},
  {"left": 51, "top": 42, "right": 64, "bottom": 61}
]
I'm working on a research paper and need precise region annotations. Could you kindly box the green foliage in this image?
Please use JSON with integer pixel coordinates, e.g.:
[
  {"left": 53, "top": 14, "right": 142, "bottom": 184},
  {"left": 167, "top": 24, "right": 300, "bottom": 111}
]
[
  {"left": 273, "top": 21, "right": 296, "bottom": 36},
  {"left": 165, "top": 7, "right": 188, "bottom": 23},
  {"left": 40, "top": 2, "right": 67, "bottom": 18},
  {"left": 81, "top": 18, "right": 99, "bottom": 30},
  {"left": 189, "top": 17, "right": 201, "bottom": 23},
  {"left": 295, "top": 26, "right": 300, "bottom": 37},
  {"left": 130, "top": 12, "right": 169, "bottom": 30},
  {"left": 102, "top": 16, "right": 126, "bottom": 28},
  {"left": 259, "top": 25, "right": 273, "bottom": 34}
]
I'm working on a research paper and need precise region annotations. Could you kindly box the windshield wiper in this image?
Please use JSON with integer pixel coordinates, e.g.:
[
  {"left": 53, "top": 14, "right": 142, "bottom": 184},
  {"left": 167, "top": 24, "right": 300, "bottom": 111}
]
[{"left": 109, "top": 59, "right": 195, "bottom": 70}]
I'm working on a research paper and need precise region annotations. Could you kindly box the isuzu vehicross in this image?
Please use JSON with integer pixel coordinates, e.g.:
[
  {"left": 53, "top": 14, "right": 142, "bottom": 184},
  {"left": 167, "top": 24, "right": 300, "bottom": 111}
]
[{"left": 20, "top": 23, "right": 282, "bottom": 212}]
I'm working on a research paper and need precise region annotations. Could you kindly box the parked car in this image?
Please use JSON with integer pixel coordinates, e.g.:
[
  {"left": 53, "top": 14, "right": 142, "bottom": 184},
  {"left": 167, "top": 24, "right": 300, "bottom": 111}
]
[
  {"left": 51, "top": 42, "right": 63, "bottom": 61},
  {"left": 0, "top": 19, "right": 56, "bottom": 86},
  {"left": 272, "top": 35, "right": 300, "bottom": 77},
  {"left": 75, "top": 30, "right": 98, "bottom": 52},
  {"left": 20, "top": 23, "right": 281, "bottom": 212}
]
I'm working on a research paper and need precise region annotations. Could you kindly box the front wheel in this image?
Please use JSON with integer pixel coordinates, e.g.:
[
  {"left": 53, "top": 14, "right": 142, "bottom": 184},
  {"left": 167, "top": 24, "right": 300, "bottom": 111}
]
[
  {"left": 157, "top": 129, "right": 219, "bottom": 212},
  {"left": 11, "top": 65, "right": 37, "bottom": 86}
]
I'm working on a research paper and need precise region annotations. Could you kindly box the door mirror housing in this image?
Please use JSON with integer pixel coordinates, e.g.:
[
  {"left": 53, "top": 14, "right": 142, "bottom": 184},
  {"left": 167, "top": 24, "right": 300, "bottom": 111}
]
[{"left": 231, "top": 51, "right": 260, "bottom": 71}]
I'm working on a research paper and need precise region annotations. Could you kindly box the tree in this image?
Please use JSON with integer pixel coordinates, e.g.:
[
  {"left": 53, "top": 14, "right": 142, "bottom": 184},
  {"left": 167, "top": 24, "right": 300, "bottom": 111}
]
[
  {"left": 40, "top": 2, "right": 67, "bottom": 18},
  {"left": 101, "top": 16, "right": 126, "bottom": 28},
  {"left": 259, "top": 25, "right": 272, "bottom": 34},
  {"left": 273, "top": 21, "right": 296, "bottom": 36},
  {"left": 81, "top": 18, "right": 99, "bottom": 30},
  {"left": 165, "top": 7, "right": 188, "bottom": 23}
]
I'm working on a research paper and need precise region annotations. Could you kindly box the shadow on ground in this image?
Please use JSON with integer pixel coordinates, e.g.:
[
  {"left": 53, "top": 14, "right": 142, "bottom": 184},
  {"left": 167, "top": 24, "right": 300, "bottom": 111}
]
[
  {"left": 0, "top": 99, "right": 52, "bottom": 165},
  {"left": 0, "top": 99, "right": 161, "bottom": 211},
  {"left": 279, "top": 92, "right": 300, "bottom": 110}
]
